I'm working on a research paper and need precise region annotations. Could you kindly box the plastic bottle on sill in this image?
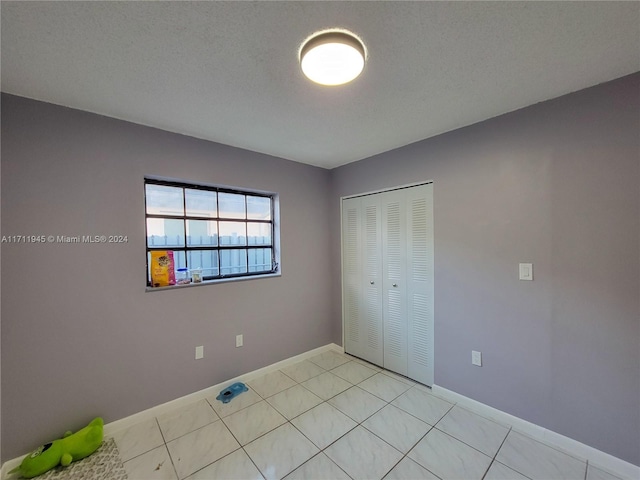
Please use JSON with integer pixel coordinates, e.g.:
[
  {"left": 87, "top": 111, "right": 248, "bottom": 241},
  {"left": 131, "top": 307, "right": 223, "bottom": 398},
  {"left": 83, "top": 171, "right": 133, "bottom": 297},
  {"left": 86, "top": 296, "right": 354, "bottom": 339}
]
[
  {"left": 176, "top": 268, "right": 190, "bottom": 285},
  {"left": 191, "top": 268, "right": 203, "bottom": 283}
]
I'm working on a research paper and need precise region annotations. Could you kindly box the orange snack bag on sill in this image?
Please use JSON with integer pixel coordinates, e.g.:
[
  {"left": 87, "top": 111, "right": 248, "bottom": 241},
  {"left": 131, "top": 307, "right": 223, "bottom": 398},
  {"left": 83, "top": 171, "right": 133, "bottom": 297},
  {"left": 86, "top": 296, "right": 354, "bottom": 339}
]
[{"left": 150, "top": 251, "right": 176, "bottom": 287}]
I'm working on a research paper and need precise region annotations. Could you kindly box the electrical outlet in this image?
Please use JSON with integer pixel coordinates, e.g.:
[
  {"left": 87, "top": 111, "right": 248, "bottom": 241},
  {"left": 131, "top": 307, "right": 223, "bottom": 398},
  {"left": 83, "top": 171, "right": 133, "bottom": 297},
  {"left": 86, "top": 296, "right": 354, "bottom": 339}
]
[
  {"left": 236, "top": 334, "right": 243, "bottom": 348},
  {"left": 472, "top": 350, "right": 482, "bottom": 367},
  {"left": 195, "top": 345, "right": 204, "bottom": 360}
]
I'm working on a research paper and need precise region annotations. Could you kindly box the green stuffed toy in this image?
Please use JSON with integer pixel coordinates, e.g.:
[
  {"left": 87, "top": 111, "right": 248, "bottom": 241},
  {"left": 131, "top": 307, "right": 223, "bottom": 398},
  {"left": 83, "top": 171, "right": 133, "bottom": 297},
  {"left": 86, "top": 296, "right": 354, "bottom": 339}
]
[{"left": 9, "top": 417, "right": 104, "bottom": 478}]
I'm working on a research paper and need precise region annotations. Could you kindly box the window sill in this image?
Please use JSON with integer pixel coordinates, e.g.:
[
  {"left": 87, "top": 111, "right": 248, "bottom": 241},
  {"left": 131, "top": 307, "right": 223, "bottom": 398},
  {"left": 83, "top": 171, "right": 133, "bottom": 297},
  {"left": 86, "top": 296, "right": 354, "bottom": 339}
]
[{"left": 145, "top": 272, "right": 281, "bottom": 292}]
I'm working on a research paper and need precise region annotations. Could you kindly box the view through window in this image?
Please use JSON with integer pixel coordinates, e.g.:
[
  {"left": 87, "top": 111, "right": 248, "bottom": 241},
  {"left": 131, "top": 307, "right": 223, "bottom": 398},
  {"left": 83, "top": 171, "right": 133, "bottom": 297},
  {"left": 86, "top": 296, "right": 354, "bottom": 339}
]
[{"left": 145, "top": 179, "right": 277, "bottom": 287}]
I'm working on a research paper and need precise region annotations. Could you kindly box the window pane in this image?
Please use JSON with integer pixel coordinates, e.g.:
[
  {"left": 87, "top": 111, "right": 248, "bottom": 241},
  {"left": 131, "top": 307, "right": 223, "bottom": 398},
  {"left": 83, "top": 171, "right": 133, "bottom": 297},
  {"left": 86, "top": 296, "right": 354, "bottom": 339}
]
[
  {"left": 247, "top": 196, "right": 271, "bottom": 220},
  {"left": 248, "top": 248, "right": 272, "bottom": 272},
  {"left": 146, "top": 184, "right": 184, "bottom": 216},
  {"left": 146, "top": 218, "right": 185, "bottom": 247},
  {"left": 187, "top": 220, "right": 218, "bottom": 246},
  {"left": 247, "top": 223, "right": 272, "bottom": 245},
  {"left": 219, "top": 222, "right": 247, "bottom": 245},
  {"left": 218, "top": 192, "right": 246, "bottom": 219},
  {"left": 220, "top": 249, "right": 248, "bottom": 275},
  {"left": 187, "top": 250, "right": 219, "bottom": 277},
  {"left": 173, "top": 250, "right": 187, "bottom": 271},
  {"left": 185, "top": 189, "right": 216, "bottom": 218}
]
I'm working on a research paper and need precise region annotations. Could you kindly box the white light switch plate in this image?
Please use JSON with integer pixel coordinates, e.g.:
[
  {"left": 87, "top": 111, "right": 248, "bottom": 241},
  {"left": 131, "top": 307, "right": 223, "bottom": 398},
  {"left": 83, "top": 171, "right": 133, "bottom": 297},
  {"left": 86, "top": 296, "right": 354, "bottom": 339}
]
[
  {"left": 519, "top": 263, "right": 533, "bottom": 281},
  {"left": 195, "top": 346, "right": 204, "bottom": 359},
  {"left": 236, "top": 334, "right": 243, "bottom": 348}
]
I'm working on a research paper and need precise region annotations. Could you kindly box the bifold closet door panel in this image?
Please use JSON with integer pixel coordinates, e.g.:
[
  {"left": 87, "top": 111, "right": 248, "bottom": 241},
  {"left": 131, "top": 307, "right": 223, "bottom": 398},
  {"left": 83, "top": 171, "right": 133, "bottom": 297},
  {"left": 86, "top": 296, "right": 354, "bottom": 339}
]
[
  {"left": 343, "top": 195, "right": 384, "bottom": 366},
  {"left": 361, "top": 195, "right": 384, "bottom": 366},
  {"left": 342, "top": 196, "right": 364, "bottom": 360},
  {"left": 406, "top": 184, "right": 434, "bottom": 386},
  {"left": 381, "top": 190, "right": 409, "bottom": 376}
]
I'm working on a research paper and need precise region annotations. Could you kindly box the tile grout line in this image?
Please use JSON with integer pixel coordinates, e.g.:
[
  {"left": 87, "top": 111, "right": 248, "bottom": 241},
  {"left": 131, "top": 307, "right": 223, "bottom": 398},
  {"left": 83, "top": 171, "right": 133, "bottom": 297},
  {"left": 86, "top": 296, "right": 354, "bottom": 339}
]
[
  {"left": 326, "top": 388, "right": 387, "bottom": 425},
  {"left": 359, "top": 421, "right": 435, "bottom": 480},
  {"left": 285, "top": 450, "right": 353, "bottom": 480},
  {"left": 177, "top": 383, "right": 268, "bottom": 478},
  {"left": 241, "top": 445, "right": 267, "bottom": 480},
  {"left": 154, "top": 416, "right": 181, "bottom": 480},
  {"left": 379, "top": 407, "right": 443, "bottom": 480},
  {"left": 284, "top": 402, "right": 352, "bottom": 477},
  {"left": 429, "top": 402, "right": 506, "bottom": 459},
  {"left": 288, "top": 392, "right": 403, "bottom": 479},
  {"left": 479, "top": 426, "right": 521, "bottom": 480},
  {"left": 385, "top": 393, "right": 504, "bottom": 480},
  {"left": 218, "top": 379, "right": 330, "bottom": 479},
  {"left": 111, "top": 416, "right": 175, "bottom": 467},
  {"left": 293, "top": 366, "right": 434, "bottom": 480},
  {"left": 584, "top": 459, "right": 589, "bottom": 480},
  {"left": 285, "top": 353, "right": 366, "bottom": 478},
  {"left": 247, "top": 356, "right": 353, "bottom": 479},
  {"left": 208, "top": 385, "right": 268, "bottom": 479},
  {"left": 251, "top": 355, "right": 384, "bottom": 478}
]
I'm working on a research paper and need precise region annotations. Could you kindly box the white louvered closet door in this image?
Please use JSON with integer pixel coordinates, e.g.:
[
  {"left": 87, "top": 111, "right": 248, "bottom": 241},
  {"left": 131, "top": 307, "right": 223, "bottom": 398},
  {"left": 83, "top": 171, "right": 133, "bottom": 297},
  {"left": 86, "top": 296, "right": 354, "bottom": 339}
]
[
  {"left": 381, "top": 189, "right": 409, "bottom": 376},
  {"left": 342, "top": 196, "right": 364, "bottom": 360},
  {"left": 406, "top": 184, "right": 434, "bottom": 385},
  {"left": 342, "top": 183, "right": 433, "bottom": 385},
  {"left": 360, "top": 195, "right": 384, "bottom": 366}
]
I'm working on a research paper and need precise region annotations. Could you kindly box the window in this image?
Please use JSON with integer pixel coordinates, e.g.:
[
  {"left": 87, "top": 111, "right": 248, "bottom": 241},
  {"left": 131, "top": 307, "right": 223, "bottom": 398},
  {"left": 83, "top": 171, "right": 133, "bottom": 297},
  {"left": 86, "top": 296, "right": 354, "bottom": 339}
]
[{"left": 145, "top": 178, "right": 278, "bottom": 287}]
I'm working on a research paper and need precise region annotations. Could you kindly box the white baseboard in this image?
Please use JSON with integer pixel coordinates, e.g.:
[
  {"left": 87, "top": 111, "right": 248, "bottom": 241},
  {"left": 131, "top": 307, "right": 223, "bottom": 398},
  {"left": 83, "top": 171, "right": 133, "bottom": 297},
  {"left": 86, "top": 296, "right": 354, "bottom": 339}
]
[
  {"left": 1, "top": 343, "right": 342, "bottom": 479},
  {"left": 432, "top": 385, "right": 640, "bottom": 480}
]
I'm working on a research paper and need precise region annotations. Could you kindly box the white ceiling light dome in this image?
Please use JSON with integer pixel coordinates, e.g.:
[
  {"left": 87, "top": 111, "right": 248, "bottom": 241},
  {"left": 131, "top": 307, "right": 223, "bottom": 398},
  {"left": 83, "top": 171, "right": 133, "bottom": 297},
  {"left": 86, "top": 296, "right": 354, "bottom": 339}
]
[{"left": 300, "top": 29, "right": 366, "bottom": 86}]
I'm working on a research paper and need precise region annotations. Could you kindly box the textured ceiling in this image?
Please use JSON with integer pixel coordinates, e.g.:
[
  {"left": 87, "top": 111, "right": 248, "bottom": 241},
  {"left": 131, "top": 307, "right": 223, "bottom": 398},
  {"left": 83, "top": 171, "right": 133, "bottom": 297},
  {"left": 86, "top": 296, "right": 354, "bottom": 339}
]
[{"left": 2, "top": 1, "right": 639, "bottom": 169}]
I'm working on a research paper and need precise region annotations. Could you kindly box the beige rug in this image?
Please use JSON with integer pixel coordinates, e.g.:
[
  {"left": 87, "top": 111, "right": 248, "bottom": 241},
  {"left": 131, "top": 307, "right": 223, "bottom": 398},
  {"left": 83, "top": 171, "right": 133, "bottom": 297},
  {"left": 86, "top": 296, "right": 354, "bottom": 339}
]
[{"left": 19, "top": 438, "right": 127, "bottom": 480}]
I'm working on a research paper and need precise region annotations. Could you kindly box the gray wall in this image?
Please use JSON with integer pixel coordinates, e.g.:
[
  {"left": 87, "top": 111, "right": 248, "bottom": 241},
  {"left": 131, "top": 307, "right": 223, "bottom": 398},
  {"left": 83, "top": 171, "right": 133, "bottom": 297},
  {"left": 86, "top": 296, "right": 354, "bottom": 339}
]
[
  {"left": 3, "top": 73, "right": 639, "bottom": 466},
  {"left": 330, "top": 73, "right": 640, "bottom": 465},
  {"left": 0, "top": 94, "right": 333, "bottom": 462}
]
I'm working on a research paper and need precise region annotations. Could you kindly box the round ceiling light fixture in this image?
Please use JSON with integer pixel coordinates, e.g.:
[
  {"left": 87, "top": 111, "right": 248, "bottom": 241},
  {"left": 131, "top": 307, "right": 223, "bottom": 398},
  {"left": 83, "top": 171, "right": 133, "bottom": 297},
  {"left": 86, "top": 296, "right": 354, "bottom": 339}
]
[{"left": 300, "top": 29, "right": 366, "bottom": 86}]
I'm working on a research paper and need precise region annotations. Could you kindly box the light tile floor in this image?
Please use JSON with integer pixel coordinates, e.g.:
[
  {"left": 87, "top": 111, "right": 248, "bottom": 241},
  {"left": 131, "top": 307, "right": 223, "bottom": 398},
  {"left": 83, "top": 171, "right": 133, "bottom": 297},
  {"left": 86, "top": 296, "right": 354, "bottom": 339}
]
[{"left": 110, "top": 351, "right": 625, "bottom": 480}]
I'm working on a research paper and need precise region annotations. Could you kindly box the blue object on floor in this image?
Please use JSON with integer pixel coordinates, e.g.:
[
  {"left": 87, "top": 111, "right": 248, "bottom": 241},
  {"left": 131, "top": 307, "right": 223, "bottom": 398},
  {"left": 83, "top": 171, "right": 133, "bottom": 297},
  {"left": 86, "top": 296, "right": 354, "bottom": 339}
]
[{"left": 216, "top": 382, "right": 248, "bottom": 403}]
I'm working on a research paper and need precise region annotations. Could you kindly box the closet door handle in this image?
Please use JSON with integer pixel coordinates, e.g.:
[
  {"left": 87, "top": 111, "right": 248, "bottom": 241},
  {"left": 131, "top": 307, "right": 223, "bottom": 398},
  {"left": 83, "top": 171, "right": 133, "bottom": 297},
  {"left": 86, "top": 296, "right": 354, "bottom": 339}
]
[
  {"left": 370, "top": 281, "right": 375, "bottom": 285},
  {"left": 392, "top": 283, "right": 398, "bottom": 288}
]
